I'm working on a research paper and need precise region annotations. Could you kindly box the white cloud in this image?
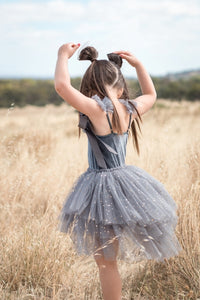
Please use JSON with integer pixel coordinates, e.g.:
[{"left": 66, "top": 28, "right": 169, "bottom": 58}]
[
  {"left": 0, "top": 0, "right": 200, "bottom": 77},
  {"left": 0, "top": 0, "right": 85, "bottom": 24}
]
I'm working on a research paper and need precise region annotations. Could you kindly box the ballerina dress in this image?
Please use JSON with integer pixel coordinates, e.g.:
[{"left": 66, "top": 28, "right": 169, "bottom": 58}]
[{"left": 59, "top": 95, "right": 181, "bottom": 262}]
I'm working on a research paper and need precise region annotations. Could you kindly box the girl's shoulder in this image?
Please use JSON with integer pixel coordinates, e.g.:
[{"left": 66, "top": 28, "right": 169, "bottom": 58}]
[{"left": 91, "top": 94, "right": 137, "bottom": 114}]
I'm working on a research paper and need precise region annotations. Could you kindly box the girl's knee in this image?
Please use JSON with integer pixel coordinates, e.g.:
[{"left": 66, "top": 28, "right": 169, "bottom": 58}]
[{"left": 94, "top": 254, "right": 117, "bottom": 269}]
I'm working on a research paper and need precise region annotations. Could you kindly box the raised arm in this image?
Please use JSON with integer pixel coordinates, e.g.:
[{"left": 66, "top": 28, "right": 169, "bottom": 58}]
[
  {"left": 54, "top": 42, "right": 101, "bottom": 117},
  {"left": 114, "top": 51, "right": 157, "bottom": 115}
]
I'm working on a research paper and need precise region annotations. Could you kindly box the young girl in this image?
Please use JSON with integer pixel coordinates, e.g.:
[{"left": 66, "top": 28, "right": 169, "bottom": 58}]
[{"left": 54, "top": 42, "right": 181, "bottom": 300}]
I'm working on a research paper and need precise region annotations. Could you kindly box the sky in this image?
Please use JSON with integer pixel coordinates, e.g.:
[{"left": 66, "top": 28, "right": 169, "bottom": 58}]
[{"left": 0, "top": 0, "right": 200, "bottom": 78}]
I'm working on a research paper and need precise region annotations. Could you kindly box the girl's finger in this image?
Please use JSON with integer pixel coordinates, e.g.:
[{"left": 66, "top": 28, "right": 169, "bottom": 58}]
[
  {"left": 113, "top": 51, "right": 127, "bottom": 55},
  {"left": 113, "top": 50, "right": 132, "bottom": 55},
  {"left": 72, "top": 43, "right": 81, "bottom": 48},
  {"left": 119, "top": 54, "right": 130, "bottom": 60}
]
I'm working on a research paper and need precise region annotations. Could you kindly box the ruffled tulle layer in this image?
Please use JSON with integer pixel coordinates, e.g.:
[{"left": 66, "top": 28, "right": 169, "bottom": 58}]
[{"left": 59, "top": 165, "right": 181, "bottom": 262}]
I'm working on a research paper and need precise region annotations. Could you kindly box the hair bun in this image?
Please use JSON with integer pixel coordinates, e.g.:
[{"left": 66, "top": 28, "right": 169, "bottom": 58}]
[
  {"left": 79, "top": 46, "right": 98, "bottom": 62},
  {"left": 107, "top": 53, "right": 122, "bottom": 68}
]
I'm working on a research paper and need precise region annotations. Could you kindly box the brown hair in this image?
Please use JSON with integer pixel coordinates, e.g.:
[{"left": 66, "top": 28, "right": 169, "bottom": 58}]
[{"left": 78, "top": 46, "right": 142, "bottom": 154}]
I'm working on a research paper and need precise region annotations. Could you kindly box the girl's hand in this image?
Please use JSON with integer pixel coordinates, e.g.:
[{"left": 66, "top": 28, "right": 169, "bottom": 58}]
[
  {"left": 58, "top": 42, "right": 80, "bottom": 59},
  {"left": 113, "top": 51, "right": 140, "bottom": 68}
]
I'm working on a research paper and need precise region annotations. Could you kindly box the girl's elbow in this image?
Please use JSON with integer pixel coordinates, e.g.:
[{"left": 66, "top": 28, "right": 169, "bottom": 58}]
[
  {"left": 54, "top": 81, "right": 62, "bottom": 91},
  {"left": 148, "top": 92, "right": 157, "bottom": 109},
  {"left": 54, "top": 81, "right": 67, "bottom": 94},
  {"left": 152, "top": 91, "right": 157, "bottom": 103}
]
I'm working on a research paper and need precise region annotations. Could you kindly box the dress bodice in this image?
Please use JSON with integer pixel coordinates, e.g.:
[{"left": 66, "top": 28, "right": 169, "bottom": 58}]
[
  {"left": 85, "top": 95, "right": 138, "bottom": 170},
  {"left": 88, "top": 132, "right": 129, "bottom": 170}
]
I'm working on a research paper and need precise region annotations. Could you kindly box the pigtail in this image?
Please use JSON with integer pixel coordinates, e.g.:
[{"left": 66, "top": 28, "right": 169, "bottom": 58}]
[
  {"left": 107, "top": 53, "right": 123, "bottom": 68},
  {"left": 79, "top": 46, "right": 98, "bottom": 63}
]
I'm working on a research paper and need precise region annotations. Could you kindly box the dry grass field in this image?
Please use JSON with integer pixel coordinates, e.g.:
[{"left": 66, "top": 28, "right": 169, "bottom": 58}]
[{"left": 0, "top": 99, "right": 200, "bottom": 299}]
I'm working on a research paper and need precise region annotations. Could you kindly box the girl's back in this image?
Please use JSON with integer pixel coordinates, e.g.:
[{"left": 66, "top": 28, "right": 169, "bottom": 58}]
[{"left": 89, "top": 96, "right": 136, "bottom": 136}]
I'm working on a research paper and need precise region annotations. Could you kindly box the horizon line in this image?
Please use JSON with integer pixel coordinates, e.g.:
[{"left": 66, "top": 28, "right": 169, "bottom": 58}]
[{"left": 0, "top": 67, "right": 200, "bottom": 80}]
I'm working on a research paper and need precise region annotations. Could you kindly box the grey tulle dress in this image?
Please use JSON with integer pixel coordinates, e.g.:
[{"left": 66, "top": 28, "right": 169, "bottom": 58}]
[{"left": 59, "top": 95, "right": 181, "bottom": 262}]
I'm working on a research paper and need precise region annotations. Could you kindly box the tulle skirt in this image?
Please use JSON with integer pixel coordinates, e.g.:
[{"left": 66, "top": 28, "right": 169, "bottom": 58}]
[{"left": 59, "top": 165, "right": 181, "bottom": 262}]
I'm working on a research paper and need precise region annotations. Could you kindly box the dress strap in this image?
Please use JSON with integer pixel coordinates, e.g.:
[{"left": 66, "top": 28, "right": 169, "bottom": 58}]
[
  {"left": 127, "top": 113, "right": 132, "bottom": 132},
  {"left": 107, "top": 111, "right": 132, "bottom": 133},
  {"left": 106, "top": 112, "right": 113, "bottom": 133}
]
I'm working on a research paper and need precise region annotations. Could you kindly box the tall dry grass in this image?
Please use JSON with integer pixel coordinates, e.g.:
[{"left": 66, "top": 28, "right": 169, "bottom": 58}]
[{"left": 0, "top": 100, "right": 200, "bottom": 299}]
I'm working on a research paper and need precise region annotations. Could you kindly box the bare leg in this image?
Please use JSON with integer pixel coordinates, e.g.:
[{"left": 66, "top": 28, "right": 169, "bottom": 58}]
[{"left": 94, "top": 239, "right": 122, "bottom": 300}]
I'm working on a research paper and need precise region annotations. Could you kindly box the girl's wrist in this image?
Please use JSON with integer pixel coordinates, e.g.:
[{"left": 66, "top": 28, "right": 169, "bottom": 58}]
[
  {"left": 57, "top": 52, "right": 69, "bottom": 60},
  {"left": 133, "top": 60, "right": 142, "bottom": 68}
]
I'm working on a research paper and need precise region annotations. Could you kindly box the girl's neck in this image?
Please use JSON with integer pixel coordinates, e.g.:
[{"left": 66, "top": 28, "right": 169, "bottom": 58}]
[{"left": 106, "top": 88, "right": 121, "bottom": 101}]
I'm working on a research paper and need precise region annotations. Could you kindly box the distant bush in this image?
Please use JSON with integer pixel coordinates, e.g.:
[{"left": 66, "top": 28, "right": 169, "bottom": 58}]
[
  {"left": 0, "top": 79, "right": 75, "bottom": 108},
  {"left": 153, "top": 76, "right": 200, "bottom": 101},
  {"left": 0, "top": 76, "right": 199, "bottom": 108}
]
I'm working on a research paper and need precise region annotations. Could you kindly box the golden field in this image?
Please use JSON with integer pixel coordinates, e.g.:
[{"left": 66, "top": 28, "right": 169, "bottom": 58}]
[{"left": 0, "top": 100, "right": 200, "bottom": 300}]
